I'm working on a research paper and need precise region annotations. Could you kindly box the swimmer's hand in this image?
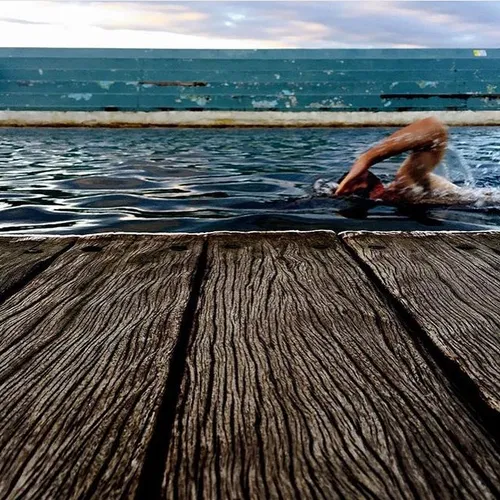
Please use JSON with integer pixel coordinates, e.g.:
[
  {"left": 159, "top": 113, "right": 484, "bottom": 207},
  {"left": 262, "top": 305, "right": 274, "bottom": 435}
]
[{"left": 334, "top": 159, "right": 369, "bottom": 196}]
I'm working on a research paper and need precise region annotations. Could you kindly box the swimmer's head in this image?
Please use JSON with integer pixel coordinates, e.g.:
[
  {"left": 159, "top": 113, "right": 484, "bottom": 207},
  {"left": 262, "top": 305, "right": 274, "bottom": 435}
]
[{"left": 335, "top": 171, "right": 384, "bottom": 199}]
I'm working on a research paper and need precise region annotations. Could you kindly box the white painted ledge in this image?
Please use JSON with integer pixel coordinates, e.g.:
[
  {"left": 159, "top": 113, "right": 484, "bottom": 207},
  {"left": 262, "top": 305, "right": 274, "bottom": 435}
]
[{"left": 1, "top": 110, "right": 500, "bottom": 127}]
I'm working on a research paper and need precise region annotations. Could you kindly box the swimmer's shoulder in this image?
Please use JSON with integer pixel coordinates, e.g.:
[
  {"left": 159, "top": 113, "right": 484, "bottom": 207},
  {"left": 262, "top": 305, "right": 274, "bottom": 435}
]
[
  {"left": 403, "top": 180, "right": 500, "bottom": 207},
  {"left": 427, "top": 173, "right": 462, "bottom": 194},
  {"left": 427, "top": 176, "right": 500, "bottom": 206}
]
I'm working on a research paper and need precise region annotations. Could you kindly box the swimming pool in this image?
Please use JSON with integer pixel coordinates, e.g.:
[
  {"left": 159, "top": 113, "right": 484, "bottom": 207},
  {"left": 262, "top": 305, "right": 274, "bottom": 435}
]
[{"left": 0, "top": 126, "right": 499, "bottom": 234}]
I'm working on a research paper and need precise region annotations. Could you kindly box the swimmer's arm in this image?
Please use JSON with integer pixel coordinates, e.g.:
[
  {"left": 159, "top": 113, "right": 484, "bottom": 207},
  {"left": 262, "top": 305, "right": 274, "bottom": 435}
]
[{"left": 336, "top": 117, "right": 448, "bottom": 195}]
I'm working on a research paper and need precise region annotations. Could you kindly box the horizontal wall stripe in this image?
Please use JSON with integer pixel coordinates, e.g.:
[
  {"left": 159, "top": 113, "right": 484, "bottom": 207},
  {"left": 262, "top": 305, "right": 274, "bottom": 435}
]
[
  {"left": 2, "top": 81, "right": 497, "bottom": 95},
  {"left": 0, "top": 93, "right": 496, "bottom": 111},
  {"left": 0, "top": 69, "right": 142, "bottom": 82},
  {"left": 0, "top": 69, "right": 468, "bottom": 84},
  {"left": 1, "top": 48, "right": 499, "bottom": 59},
  {"left": 4, "top": 57, "right": 494, "bottom": 72}
]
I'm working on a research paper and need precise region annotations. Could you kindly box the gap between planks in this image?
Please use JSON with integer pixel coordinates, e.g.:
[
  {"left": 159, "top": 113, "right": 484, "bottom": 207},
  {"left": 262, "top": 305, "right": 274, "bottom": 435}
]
[{"left": 339, "top": 234, "right": 500, "bottom": 448}]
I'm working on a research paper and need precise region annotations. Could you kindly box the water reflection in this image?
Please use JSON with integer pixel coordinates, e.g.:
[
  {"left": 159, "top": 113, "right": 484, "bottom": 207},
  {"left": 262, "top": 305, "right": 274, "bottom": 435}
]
[{"left": 0, "top": 126, "right": 498, "bottom": 234}]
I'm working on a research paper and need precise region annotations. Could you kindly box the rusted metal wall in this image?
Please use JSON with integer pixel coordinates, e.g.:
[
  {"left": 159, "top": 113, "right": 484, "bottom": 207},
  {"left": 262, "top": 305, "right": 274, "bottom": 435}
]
[{"left": 0, "top": 48, "right": 499, "bottom": 112}]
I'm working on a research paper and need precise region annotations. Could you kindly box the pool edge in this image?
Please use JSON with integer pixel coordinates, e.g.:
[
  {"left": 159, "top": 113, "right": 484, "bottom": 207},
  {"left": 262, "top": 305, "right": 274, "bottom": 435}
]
[{"left": 2, "top": 110, "right": 500, "bottom": 127}]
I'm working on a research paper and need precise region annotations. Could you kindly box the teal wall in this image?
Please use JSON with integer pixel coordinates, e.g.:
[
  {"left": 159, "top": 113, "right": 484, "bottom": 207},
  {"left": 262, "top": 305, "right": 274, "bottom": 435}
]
[{"left": 0, "top": 48, "right": 499, "bottom": 111}]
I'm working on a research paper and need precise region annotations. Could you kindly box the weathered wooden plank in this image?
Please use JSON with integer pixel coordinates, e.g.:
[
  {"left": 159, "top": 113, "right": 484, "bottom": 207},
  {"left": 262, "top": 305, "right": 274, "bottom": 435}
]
[
  {"left": 0, "top": 234, "right": 203, "bottom": 499},
  {"left": 163, "top": 232, "right": 500, "bottom": 499},
  {"left": 0, "top": 236, "right": 74, "bottom": 298},
  {"left": 343, "top": 231, "right": 500, "bottom": 415}
]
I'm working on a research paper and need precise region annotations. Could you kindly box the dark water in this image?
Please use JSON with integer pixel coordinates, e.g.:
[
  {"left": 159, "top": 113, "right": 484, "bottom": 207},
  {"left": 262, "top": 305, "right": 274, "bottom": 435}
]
[{"left": 1, "top": 126, "right": 500, "bottom": 234}]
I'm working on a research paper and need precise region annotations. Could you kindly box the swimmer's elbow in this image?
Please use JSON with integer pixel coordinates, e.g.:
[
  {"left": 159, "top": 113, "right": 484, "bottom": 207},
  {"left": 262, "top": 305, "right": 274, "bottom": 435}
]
[{"left": 424, "top": 116, "right": 448, "bottom": 141}]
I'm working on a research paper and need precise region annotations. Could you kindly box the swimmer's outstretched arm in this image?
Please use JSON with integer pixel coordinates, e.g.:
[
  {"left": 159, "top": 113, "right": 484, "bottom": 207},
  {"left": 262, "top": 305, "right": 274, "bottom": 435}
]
[{"left": 335, "top": 117, "right": 448, "bottom": 196}]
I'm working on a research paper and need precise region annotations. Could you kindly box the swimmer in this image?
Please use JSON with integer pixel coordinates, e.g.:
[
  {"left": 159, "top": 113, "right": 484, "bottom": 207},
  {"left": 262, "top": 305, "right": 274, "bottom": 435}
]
[{"left": 332, "top": 116, "right": 465, "bottom": 203}]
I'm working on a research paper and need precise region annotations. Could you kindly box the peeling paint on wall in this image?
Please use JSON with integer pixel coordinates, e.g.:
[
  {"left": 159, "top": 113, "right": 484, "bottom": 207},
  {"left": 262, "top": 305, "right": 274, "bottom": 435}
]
[
  {"left": 481, "top": 96, "right": 498, "bottom": 106},
  {"left": 252, "top": 99, "right": 278, "bottom": 109},
  {"left": 125, "top": 81, "right": 140, "bottom": 90},
  {"left": 277, "top": 89, "right": 298, "bottom": 109},
  {"left": 180, "top": 95, "right": 211, "bottom": 106},
  {"left": 97, "top": 81, "right": 114, "bottom": 90},
  {"left": 307, "top": 98, "right": 351, "bottom": 109},
  {"left": 139, "top": 80, "right": 206, "bottom": 87},
  {"left": 416, "top": 81, "right": 439, "bottom": 89},
  {"left": 64, "top": 93, "right": 93, "bottom": 101}
]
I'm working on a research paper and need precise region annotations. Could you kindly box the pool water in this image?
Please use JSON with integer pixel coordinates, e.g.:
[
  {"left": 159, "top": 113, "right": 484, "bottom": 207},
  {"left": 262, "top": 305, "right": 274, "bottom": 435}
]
[{"left": 0, "top": 126, "right": 500, "bottom": 234}]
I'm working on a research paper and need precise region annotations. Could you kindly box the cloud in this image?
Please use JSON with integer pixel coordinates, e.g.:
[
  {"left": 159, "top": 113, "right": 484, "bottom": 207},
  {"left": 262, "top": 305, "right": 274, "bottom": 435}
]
[
  {"left": 0, "top": 19, "right": 286, "bottom": 49},
  {"left": 0, "top": 1, "right": 285, "bottom": 48},
  {"left": 0, "top": 1, "right": 499, "bottom": 48},
  {"left": 82, "top": 2, "right": 210, "bottom": 31}
]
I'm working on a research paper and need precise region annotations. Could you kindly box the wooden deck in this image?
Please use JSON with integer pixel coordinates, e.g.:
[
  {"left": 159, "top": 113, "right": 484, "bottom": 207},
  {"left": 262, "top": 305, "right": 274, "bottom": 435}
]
[{"left": 0, "top": 231, "right": 500, "bottom": 499}]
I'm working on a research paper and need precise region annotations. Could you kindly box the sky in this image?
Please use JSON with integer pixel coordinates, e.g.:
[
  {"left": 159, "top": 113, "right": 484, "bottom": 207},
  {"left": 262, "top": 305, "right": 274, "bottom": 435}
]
[{"left": 0, "top": 1, "right": 499, "bottom": 49}]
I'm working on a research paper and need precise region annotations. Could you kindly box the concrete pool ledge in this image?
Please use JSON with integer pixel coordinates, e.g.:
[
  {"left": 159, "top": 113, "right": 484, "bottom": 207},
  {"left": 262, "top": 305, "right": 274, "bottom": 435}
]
[
  {"left": 3, "top": 109, "right": 500, "bottom": 127},
  {"left": 1, "top": 230, "right": 500, "bottom": 498}
]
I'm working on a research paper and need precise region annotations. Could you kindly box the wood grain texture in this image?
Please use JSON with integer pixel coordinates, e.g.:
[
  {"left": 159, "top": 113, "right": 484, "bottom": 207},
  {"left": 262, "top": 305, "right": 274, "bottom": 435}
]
[
  {"left": 0, "top": 234, "right": 203, "bottom": 499},
  {"left": 0, "top": 236, "right": 74, "bottom": 298},
  {"left": 163, "top": 231, "right": 500, "bottom": 499},
  {"left": 343, "top": 231, "right": 500, "bottom": 414}
]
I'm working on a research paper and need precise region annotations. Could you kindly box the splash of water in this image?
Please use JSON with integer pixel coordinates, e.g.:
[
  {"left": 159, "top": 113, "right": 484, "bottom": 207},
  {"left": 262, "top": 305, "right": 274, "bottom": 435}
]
[
  {"left": 444, "top": 146, "right": 476, "bottom": 187},
  {"left": 313, "top": 178, "right": 338, "bottom": 196}
]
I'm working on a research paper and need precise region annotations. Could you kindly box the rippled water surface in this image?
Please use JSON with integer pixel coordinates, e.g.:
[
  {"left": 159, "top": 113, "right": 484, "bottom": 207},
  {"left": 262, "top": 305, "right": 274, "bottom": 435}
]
[{"left": 1, "top": 126, "right": 500, "bottom": 234}]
